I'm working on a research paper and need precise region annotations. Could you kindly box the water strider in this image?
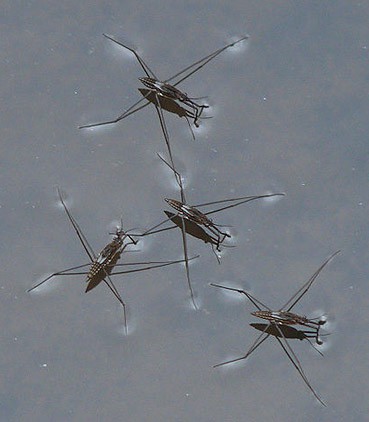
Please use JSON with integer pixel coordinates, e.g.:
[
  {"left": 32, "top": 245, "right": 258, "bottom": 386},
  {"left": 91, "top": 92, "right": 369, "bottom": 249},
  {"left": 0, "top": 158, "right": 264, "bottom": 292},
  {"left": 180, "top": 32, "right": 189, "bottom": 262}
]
[
  {"left": 210, "top": 250, "right": 341, "bottom": 406},
  {"left": 28, "top": 189, "right": 198, "bottom": 333},
  {"left": 79, "top": 34, "right": 248, "bottom": 140},
  {"left": 133, "top": 154, "right": 284, "bottom": 310}
]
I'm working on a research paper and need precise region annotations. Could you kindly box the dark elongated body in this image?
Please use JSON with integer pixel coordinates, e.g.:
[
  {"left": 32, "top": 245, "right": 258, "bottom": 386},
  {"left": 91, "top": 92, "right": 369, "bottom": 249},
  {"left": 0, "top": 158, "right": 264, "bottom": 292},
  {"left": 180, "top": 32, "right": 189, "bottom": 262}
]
[
  {"left": 139, "top": 77, "right": 207, "bottom": 126},
  {"left": 85, "top": 228, "right": 131, "bottom": 292},
  {"left": 165, "top": 198, "right": 229, "bottom": 251},
  {"left": 210, "top": 251, "right": 341, "bottom": 406},
  {"left": 79, "top": 34, "right": 248, "bottom": 138},
  {"left": 28, "top": 189, "right": 197, "bottom": 333},
  {"left": 252, "top": 310, "right": 325, "bottom": 329}
]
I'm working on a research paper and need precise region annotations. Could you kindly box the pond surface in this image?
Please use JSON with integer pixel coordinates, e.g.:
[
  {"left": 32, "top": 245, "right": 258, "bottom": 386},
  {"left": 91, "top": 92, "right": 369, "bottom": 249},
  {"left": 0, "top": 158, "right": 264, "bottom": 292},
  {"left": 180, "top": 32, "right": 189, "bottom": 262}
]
[{"left": 1, "top": 1, "right": 368, "bottom": 421}]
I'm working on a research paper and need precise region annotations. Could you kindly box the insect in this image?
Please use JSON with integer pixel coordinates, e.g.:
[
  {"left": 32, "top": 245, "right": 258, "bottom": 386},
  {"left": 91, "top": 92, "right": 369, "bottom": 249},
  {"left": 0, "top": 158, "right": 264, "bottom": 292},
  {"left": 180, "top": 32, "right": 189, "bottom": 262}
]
[
  {"left": 78, "top": 34, "right": 248, "bottom": 141},
  {"left": 28, "top": 189, "right": 197, "bottom": 333},
  {"left": 210, "top": 250, "right": 341, "bottom": 406},
  {"left": 135, "top": 154, "right": 285, "bottom": 310}
]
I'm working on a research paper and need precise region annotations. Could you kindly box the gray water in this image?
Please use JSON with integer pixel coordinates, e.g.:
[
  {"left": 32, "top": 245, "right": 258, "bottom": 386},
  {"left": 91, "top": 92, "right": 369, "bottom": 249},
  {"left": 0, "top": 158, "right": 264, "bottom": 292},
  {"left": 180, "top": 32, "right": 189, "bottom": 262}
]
[{"left": 1, "top": 1, "right": 368, "bottom": 421}]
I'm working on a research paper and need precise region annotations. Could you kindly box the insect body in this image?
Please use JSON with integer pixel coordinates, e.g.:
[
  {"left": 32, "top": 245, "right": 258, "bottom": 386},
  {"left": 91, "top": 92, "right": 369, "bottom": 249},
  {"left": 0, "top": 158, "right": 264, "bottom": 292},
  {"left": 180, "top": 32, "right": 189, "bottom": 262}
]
[
  {"left": 210, "top": 250, "right": 340, "bottom": 406},
  {"left": 134, "top": 154, "right": 284, "bottom": 310},
  {"left": 162, "top": 211, "right": 223, "bottom": 249},
  {"left": 153, "top": 154, "right": 284, "bottom": 257},
  {"left": 84, "top": 226, "right": 135, "bottom": 293},
  {"left": 164, "top": 198, "right": 230, "bottom": 251},
  {"left": 138, "top": 77, "right": 208, "bottom": 127},
  {"left": 79, "top": 34, "right": 248, "bottom": 138},
  {"left": 28, "top": 189, "right": 197, "bottom": 333},
  {"left": 251, "top": 310, "right": 326, "bottom": 345}
]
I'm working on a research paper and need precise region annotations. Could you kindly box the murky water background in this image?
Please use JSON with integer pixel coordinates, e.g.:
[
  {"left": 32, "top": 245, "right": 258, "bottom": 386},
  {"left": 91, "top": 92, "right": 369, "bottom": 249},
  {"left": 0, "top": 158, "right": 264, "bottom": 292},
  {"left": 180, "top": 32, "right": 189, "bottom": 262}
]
[{"left": 1, "top": 1, "right": 368, "bottom": 421}]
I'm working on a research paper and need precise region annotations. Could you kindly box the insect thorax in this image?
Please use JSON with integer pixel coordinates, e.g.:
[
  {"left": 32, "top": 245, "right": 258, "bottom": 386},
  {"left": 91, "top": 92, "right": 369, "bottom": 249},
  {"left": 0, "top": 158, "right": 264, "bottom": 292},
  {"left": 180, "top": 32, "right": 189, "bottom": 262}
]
[
  {"left": 165, "top": 198, "right": 209, "bottom": 225},
  {"left": 139, "top": 77, "right": 186, "bottom": 101},
  {"left": 165, "top": 198, "right": 185, "bottom": 213},
  {"left": 87, "top": 238, "right": 124, "bottom": 280}
]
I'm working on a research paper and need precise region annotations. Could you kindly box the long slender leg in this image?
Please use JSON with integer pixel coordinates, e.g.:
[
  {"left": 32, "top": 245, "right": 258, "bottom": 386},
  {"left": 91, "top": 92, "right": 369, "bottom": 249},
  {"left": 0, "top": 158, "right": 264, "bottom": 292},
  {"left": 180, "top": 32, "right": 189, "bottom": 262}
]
[
  {"left": 111, "top": 259, "right": 190, "bottom": 267},
  {"left": 214, "top": 329, "right": 271, "bottom": 368},
  {"left": 205, "top": 225, "right": 230, "bottom": 245},
  {"left": 102, "top": 256, "right": 199, "bottom": 332},
  {"left": 103, "top": 34, "right": 158, "bottom": 80},
  {"left": 108, "top": 256, "right": 199, "bottom": 275},
  {"left": 283, "top": 250, "right": 340, "bottom": 312},
  {"left": 153, "top": 97, "right": 178, "bottom": 185},
  {"left": 179, "top": 216, "right": 197, "bottom": 309},
  {"left": 194, "top": 193, "right": 285, "bottom": 216},
  {"left": 78, "top": 96, "right": 151, "bottom": 129},
  {"left": 155, "top": 152, "right": 198, "bottom": 309},
  {"left": 157, "top": 153, "right": 186, "bottom": 203},
  {"left": 302, "top": 335, "right": 325, "bottom": 357},
  {"left": 179, "top": 101, "right": 206, "bottom": 127},
  {"left": 57, "top": 188, "right": 96, "bottom": 261},
  {"left": 28, "top": 263, "right": 92, "bottom": 292},
  {"left": 127, "top": 211, "right": 180, "bottom": 238},
  {"left": 210, "top": 243, "right": 221, "bottom": 264},
  {"left": 275, "top": 325, "right": 325, "bottom": 406},
  {"left": 183, "top": 115, "right": 196, "bottom": 140},
  {"left": 79, "top": 35, "right": 159, "bottom": 130},
  {"left": 167, "top": 36, "right": 249, "bottom": 85},
  {"left": 102, "top": 274, "right": 128, "bottom": 334},
  {"left": 209, "top": 283, "right": 271, "bottom": 312}
]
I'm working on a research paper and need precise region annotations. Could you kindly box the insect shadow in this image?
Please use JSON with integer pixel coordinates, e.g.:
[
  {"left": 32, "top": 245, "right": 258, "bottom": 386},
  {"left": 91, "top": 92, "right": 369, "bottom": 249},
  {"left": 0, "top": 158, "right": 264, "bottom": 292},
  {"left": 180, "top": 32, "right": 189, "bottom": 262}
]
[
  {"left": 249, "top": 323, "right": 329, "bottom": 354},
  {"left": 162, "top": 211, "right": 228, "bottom": 250},
  {"left": 210, "top": 250, "right": 341, "bottom": 406},
  {"left": 132, "top": 153, "right": 285, "bottom": 310},
  {"left": 28, "top": 188, "right": 197, "bottom": 334},
  {"left": 78, "top": 34, "right": 248, "bottom": 141}
]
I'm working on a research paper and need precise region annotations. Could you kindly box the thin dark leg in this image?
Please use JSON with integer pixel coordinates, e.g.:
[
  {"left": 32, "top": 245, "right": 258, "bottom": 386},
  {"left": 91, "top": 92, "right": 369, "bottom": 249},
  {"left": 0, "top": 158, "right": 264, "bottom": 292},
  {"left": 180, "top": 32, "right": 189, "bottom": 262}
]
[
  {"left": 57, "top": 188, "right": 96, "bottom": 261},
  {"left": 209, "top": 283, "right": 271, "bottom": 312},
  {"left": 103, "top": 273, "right": 128, "bottom": 334},
  {"left": 179, "top": 216, "right": 198, "bottom": 310},
  {"left": 108, "top": 257, "right": 198, "bottom": 276},
  {"left": 102, "top": 34, "right": 158, "bottom": 79},
  {"left": 78, "top": 96, "right": 151, "bottom": 129},
  {"left": 167, "top": 36, "right": 249, "bottom": 86},
  {"left": 214, "top": 329, "right": 271, "bottom": 368},
  {"left": 275, "top": 325, "right": 325, "bottom": 406},
  {"left": 283, "top": 250, "right": 340, "bottom": 312},
  {"left": 28, "top": 263, "right": 92, "bottom": 292}
]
